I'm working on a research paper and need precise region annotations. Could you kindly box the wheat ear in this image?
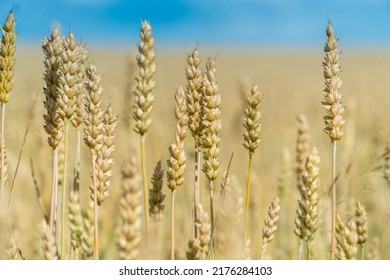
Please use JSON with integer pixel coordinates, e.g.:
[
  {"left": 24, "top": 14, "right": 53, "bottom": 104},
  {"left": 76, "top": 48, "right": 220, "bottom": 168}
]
[
  {"left": 261, "top": 196, "right": 280, "bottom": 260},
  {"left": 117, "top": 156, "right": 142, "bottom": 260},
  {"left": 354, "top": 201, "right": 368, "bottom": 259},
  {"left": 294, "top": 147, "right": 320, "bottom": 259}
]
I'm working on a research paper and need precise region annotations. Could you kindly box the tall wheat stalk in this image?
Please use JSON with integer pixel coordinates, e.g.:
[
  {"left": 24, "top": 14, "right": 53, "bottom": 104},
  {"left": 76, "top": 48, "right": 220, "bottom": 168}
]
[
  {"left": 132, "top": 21, "right": 156, "bottom": 237},
  {"left": 202, "top": 58, "right": 221, "bottom": 251},
  {"left": 167, "top": 86, "right": 187, "bottom": 259},
  {"left": 42, "top": 26, "right": 64, "bottom": 236},
  {"left": 242, "top": 84, "right": 262, "bottom": 242},
  {"left": 322, "top": 21, "right": 345, "bottom": 260},
  {"left": 185, "top": 48, "right": 203, "bottom": 238}
]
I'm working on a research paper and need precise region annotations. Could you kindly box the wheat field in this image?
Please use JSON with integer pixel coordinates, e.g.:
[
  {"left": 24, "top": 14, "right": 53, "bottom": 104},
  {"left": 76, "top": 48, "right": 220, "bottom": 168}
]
[{"left": 0, "top": 12, "right": 389, "bottom": 260}]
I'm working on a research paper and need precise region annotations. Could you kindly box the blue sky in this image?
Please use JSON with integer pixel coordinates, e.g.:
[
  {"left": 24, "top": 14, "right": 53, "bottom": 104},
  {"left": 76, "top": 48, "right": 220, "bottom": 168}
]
[{"left": 1, "top": 0, "right": 390, "bottom": 50}]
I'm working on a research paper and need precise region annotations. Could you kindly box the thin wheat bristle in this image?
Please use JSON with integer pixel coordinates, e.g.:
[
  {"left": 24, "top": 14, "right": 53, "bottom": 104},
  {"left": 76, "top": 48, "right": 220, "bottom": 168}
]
[
  {"left": 132, "top": 20, "right": 156, "bottom": 136},
  {"left": 261, "top": 196, "right": 280, "bottom": 259},
  {"left": 0, "top": 10, "right": 16, "bottom": 104},
  {"left": 117, "top": 156, "right": 142, "bottom": 260}
]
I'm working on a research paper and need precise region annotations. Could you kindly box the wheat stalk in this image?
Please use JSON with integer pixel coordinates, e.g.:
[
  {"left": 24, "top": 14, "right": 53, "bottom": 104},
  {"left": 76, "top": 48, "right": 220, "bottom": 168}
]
[
  {"left": 42, "top": 26, "right": 64, "bottom": 236},
  {"left": 322, "top": 21, "right": 345, "bottom": 260},
  {"left": 185, "top": 48, "right": 203, "bottom": 239},
  {"left": 202, "top": 57, "right": 221, "bottom": 250},
  {"left": 132, "top": 21, "right": 157, "bottom": 238},
  {"left": 83, "top": 63, "right": 104, "bottom": 260},
  {"left": 167, "top": 86, "right": 188, "bottom": 259},
  {"left": 243, "top": 84, "right": 262, "bottom": 243}
]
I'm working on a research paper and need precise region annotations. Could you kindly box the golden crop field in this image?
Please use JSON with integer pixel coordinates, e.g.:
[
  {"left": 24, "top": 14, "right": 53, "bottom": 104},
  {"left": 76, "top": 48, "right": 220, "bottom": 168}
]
[{"left": 0, "top": 11, "right": 389, "bottom": 261}]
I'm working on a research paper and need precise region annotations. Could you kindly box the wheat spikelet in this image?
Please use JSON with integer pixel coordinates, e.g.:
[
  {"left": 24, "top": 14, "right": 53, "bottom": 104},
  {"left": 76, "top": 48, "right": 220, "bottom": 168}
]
[
  {"left": 0, "top": 10, "right": 16, "bottom": 104},
  {"left": 117, "top": 156, "right": 142, "bottom": 260},
  {"left": 336, "top": 215, "right": 358, "bottom": 260},
  {"left": 294, "top": 148, "right": 320, "bottom": 242},
  {"left": 93, "top": 105, "right": 118, "bottom": 205},
  {"left": 186, "top": 204, "right": 211, "bottom": 260},
  {"left": 354, "top": 201, "right": 367, "bottom": 246},
  {"left": 149, "top": 160, "right": 165, "bottom": 220},
  {"left": 261, "top": 196, "right": 280, "bottom": 260},
  {"left": 322, "top": 21, "right": 345, "bottom": 141},
  {"left": 243, "top": 84, "right": 262, "bottom": 155},
  {"left": 185, "top": 48, "right": 203, "bottom": 143},
  {"left": 41, "top": 220, "right": 58, "bottom": 260},
  {"left": 43, "top": 26, "right": 64, "bottom": 149},
  {"left": 167, "top": 86, "right": 188, "bottom": 192},
  {"left": 80, "top": 202, "right": 94, "bottom": 258},
  {"left": 132, "top": 20, "right": 156, "bottom": 135},
  {"left": 201, "top": 58, "right": 221, "bottom": 183},
  {"left": 57, "top": 32, "right": 83, "bottom": 121},
  {"left": 68, "top": 190, "right": 83, "bottom": 252},
  {"left": 296, "top": 114, "right": 310, "bottom": 193},
  {"left": 71, "top": 42, "right": 89, "bottom": 129},
  {"left": 83, "top": 63, "right": 104, "bottom": 153},
  {"left": 243, "top": 237, "right": 251, "bottom": 260}
]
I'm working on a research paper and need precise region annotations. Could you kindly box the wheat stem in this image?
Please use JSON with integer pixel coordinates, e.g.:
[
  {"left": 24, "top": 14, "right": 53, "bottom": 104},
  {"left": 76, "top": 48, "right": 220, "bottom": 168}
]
[
  {"left": 244, "top": 153, "right": 253, "bottom": 243},
  {"left": 170, "top": 190, "right": 176, "bottom": 260},
  {"left": 331, "top": 140, "right": 336, "bottom": 260},
  {"left": 60, "top": 119, "right": 69, "bottom": 259},
  {"left": 140, "top": 134, "right": 150, "bottom": 237},
  {"left": 91, "top": 153, "right": 99, "bottom": 260}
]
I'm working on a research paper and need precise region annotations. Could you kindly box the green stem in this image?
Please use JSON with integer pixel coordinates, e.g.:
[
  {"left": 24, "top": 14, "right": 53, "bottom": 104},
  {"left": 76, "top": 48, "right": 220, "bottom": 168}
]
[
  {"left": 140, "top": 134, "right": 150, "bottom": 236},
  {"left": 243, "top": 153, "right": 253, "bottom": 244},
  {"left": 61, "top": 119, "right": 69, "bottom": 260}
]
